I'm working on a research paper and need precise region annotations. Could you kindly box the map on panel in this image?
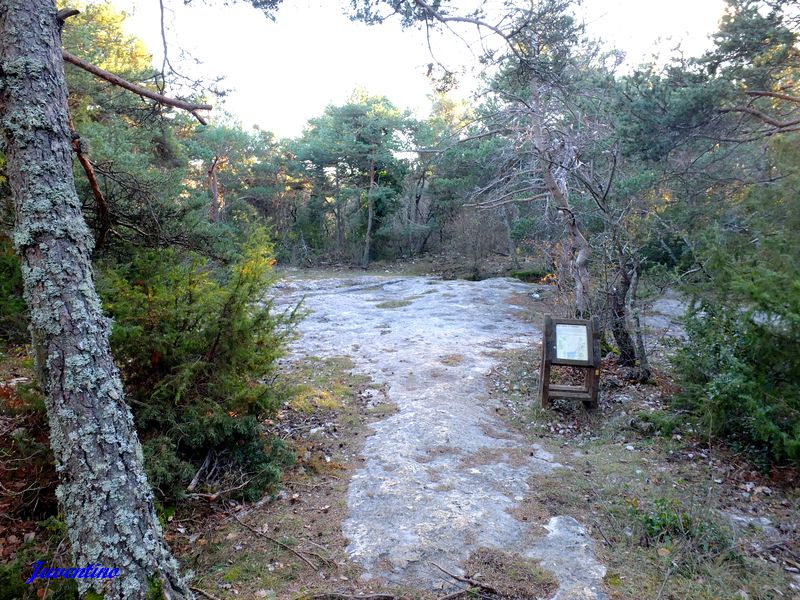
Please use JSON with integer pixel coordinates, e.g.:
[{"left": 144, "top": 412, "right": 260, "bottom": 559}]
[{"left": 555, "top": 323, "right": 589, "bottom": 362}]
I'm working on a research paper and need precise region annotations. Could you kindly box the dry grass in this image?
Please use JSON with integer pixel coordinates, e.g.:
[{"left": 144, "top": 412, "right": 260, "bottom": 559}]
[
  {"left": 463, "top": 548, "right": 558, "bottom": 600},
  {"left": 439, "top": 354, "right": 466, "bottom": 366}
]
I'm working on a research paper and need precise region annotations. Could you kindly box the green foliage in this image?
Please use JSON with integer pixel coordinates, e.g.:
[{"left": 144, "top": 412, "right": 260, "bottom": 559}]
[
  {"left": 674, "top": 297, "right": 800, "bottom": 467},
  {"left": 98, "top": 229, "right": 295, "bottom": 501},
  {"left": 629, "top": 496, "right": 733, "bottom": 559},
  {"left": 673, "top": 136, "right": 800, "bottom": 468},
  {"left": 0, "top": 235, "right": 27, "bottom": 343},
  {"left": 291, "top": 91, "right": 412, "bottom": 261}
]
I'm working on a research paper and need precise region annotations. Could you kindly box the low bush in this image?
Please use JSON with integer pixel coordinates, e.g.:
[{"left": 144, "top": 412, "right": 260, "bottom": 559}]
[
  {"left": 98, "top": 228, "right": 296, "bottom": 501},
  {"left": 673, "top": 297, "right": 800, "bottom": 468}
]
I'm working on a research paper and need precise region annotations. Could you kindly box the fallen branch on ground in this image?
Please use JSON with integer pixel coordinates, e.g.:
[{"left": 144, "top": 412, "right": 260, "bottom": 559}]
[
  {"left": 430, "top": 561, "right": 501, "bottom": 596},
  {"left": 231, "top": 512, "right": 318, "bottom": 569},
  {"left": 189, "top": 587, "right": 224, "bottom": 600}
]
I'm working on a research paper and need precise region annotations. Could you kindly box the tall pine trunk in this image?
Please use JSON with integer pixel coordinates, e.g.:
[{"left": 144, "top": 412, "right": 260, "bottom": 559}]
[
  {"left": 0, "top": 2, "right": 190, "bottom": 598},
  {"left": 362, "top": 160, "right": 375, "bottom": 267}
]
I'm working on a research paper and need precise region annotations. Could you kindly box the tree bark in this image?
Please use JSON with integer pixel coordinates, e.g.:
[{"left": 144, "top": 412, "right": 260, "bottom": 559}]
[
  {"left": 362, "top": 160, "right": 375, "bottom": 267},
  {"left": 628, "top": 264, "right": 651, "bottom": 381},
  {"left": 610, "top": 264, "right": 637, "bottom": 367},
  {"left": 0, "top": 2, "right": 191, "bottom": 598},
  {"left": 529, "top": 81, "right": 591, "bottom": 317}
]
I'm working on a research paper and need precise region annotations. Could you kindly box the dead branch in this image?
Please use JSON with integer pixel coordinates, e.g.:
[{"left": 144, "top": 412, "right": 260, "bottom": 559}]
[
  {"left": 745, "top": 89, "right": 800, "bottom": 104},
  {"left": 719, "top": 105, "right": 800, "bottom": 129},
  {"left": 186, "top": 449, "right": 212, "bottom": 493},
  {"left": 189, "top": 587, "right": 224, "bottom": 600},
  {"left": 61, "top": 50, "right": 212, "bottom": 125},
  {"left": 411, "top": 0, "right": 511, "bottom": 46},
  {"left": 56, "top": 8, "right": 80, "bottom": 27},
  {"left": 466, "top": 192, "right": 550, "bottom": 210},
  {"left": 69, "top": 130, "right": 112, "bottom": 249},
  {"left": 429, "top": 561, "right": 500, "bottom": 596},
  {"left": 232, "top": 512, "right": 318, "bottom": 569},
  {"left": 186, "top": 475, "right": 253, "bottom": 501}
]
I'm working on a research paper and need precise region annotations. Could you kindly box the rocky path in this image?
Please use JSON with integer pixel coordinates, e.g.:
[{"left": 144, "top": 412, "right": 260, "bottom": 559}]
[{"left": 276, "top": 274, "right": 607, "bottom": 599}]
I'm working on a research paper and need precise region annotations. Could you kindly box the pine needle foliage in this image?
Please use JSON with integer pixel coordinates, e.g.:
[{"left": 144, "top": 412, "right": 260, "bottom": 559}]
[{"left": 98, "top": 228, "right": 296, "bottom": 501}]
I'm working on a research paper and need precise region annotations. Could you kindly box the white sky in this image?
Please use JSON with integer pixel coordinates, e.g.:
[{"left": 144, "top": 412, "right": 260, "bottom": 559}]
[{"left": 112, "top": 0, "right": 727, "bottom": 138}]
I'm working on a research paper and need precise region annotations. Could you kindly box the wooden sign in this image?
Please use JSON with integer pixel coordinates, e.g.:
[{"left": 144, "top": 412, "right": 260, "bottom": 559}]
[{"left": 539, "top": 316, "right": 601, "bottom": 409}]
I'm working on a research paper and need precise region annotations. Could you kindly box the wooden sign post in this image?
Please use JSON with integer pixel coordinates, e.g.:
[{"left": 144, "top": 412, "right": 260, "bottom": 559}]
[{"left": 539, "top": 315, "right": 601, "bottom": 409}]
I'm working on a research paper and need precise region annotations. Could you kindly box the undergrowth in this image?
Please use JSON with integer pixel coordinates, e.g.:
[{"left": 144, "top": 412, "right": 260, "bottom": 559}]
[{"left": 97, "top": 228, "right": 297, "bottom": 502}]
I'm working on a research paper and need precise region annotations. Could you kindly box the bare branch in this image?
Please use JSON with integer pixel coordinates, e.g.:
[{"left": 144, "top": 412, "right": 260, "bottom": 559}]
[
  {"left": 70, "top": 132, "right": 112, "bottom": 249},
  {"left": 412, "top": 0, "right": 509, "bottom": 43},
  {"left": 62, "top": 50, "right": 212, "bottom": 125},
  {"left": 745, "top": 89, "right": 800, "bottom": 104},
  {"left": 467, "top": 191, "right": 550, "bottom": 210},
  {"left": 719, "top": 105, "right": 800, "bottom": 129}
]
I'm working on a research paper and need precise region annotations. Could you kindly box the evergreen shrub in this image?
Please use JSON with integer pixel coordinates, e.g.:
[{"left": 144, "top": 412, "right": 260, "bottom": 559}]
[{"left": 98, "top": 229, "right": 296, "bottom": 501}]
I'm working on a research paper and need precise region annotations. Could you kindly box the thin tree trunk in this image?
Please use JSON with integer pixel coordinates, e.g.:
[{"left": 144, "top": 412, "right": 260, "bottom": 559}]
[
  {"left": 610, "top": 265, "right": 637, "bottom": 367},
  {"left": 502, "top": 204, "right": 519, "bottom": 269},
  {"left": 0, "top": 3, "right": 190, "bottom": 598},
  {"left": 207, "top": 155, "right": 222, "bottom": 222},
  {"left": 334, "top": 175, "right": 344, "bottom": 254},
  {"left": 362, "top": 160, "right": 375, "bottom": 267},
  {"left": 529, "top": 81, "right": 591, "bottom": 317},
  {"left": 628, "top": 264, "right": 651, "bottom": 381}
]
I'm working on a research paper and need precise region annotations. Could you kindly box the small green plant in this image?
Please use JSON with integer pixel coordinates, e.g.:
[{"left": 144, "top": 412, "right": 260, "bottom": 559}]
[
  {"left": 509, "top": 268, "right": 550, "bottom": 282},
  {"left": 628, "top": 496, "right": 733, "bottom": 561},
  {"left": 635, "top": 410, "right": 683, "bottom": 436}
]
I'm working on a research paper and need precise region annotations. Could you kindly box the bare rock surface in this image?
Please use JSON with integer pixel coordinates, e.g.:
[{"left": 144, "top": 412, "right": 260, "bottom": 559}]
[
  {"left": 278, "top": 274, "right": 606, "bottom": 598},
  {"left": 643, "top": 288, "right": 688, "bottom": 340}
]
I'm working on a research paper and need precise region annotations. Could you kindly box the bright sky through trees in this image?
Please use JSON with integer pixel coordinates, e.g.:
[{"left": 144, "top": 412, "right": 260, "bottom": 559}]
[{"left": 116, "top": 0, "right": 726, "bottom": 137}]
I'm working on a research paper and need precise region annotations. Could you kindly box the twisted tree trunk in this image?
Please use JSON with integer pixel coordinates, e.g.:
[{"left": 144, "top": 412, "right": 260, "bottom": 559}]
[
  {"left": 529, "top": 81, "right": 591, "bottom": 317},
  {"left": 0, "top": 2, "right": 190, "bottom": 598}
]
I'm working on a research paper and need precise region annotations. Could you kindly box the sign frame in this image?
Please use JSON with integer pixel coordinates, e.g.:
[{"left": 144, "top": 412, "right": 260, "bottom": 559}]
[{"left": 539, "top": 315, "right": 601, "bottom": 409}]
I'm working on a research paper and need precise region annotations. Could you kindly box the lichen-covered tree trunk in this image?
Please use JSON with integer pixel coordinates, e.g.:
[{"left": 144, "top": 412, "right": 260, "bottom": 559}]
[{"left": 0, "top": 2, "right": 191, "bottom": 598}]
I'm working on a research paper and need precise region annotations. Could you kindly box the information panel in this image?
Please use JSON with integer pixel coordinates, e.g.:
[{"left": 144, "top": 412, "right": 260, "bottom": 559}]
[
  {"left": 539, "top": 315, "right": 601, "bottom": 409},
  {"left": 555, "top": 323, "right": 589, "bottom": 362}
]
